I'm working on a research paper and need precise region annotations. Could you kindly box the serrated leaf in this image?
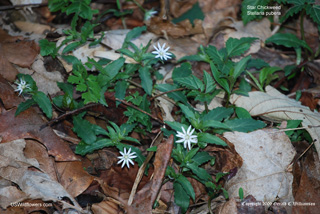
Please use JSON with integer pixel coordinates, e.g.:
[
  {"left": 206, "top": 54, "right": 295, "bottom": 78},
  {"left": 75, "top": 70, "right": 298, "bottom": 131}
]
[
  {"left": 233, "top": 55, "right": 251, "bottom": 78},
  {"left": 176, "top": 175, "right": 195, "bottom": 201},
  {"left": 205, "top": 45, "right": 224, "bottom": 65},
  {"left": 179, "top": 103, "right": 196, "bottom": 120},
  {"left": 225, "top": 118, "right": 266, "bottom": 132},
  {"left": 32, "top": 91, "right": 52, "bottom": 118},
  {"left": 266, "top": 33, "right": 312, "bottom": 52},
  {"left": 175, "top": 75, "right": 204, "bottom": 91},
  {"left": 280, "top": 4, "right": 305, "bottom": 23},
  {"left": 226, "top": 37, "right": 258, "bottom": 57},
  {"left": 139, "top": 66, "right": 153, "bottom": 95},
  {"left": 210, "top": 62, "right": 230, "bottom": 94},
  {"left": 202, "top": 107, "right": 234, "bottom": 122},
  {"left": 75, "top": 138, "right": 114, "bottom": 155},
  {"left": 203, "top": 71, "right": 215, "bottom": 93},
  {"left": 173, "top": 182, "right": 189, "bottom": 213},
  {"left": 65, "top": 0, "right": 96, "bottom": 20},
  {"left": 306, "top": 4, "right": 320, "bottom": 25},
  {"left": 15, "top": 99, "right": 36, "bottom": 117},
  {"left": 192, "top": 152, "right": 213, "bottom": 165},
  {"left": 39, "top": 39, "right": 57, "bottom": 58},
  {"left": 102, "top": 57, "right": 125, "bottom": 80},
  {"left": 198, "top": 133, "right": 227, "bottom": 146},
  {"left": 123, "top": 26, "right": 147, "bottom": 48},
  {"left": 172, "top": 63, "right": 192, "bottom": 80},
  {"left": 73, "top": 112, "right": 97, "bottom": 144},
  {"left": 57, "top": 82, "right": 74, "bottom": 95}
]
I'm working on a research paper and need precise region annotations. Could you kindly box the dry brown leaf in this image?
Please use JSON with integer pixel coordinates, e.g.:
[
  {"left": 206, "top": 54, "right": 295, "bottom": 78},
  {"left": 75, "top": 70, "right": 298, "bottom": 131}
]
[
  {"left": 56, "top": 161, "right": 94, "bottom": 198},
  {"left": 224, "top": 129, "right": 296, "bottom": 207},
  {"left": 14, "top": 21, "right": 52, "bottom": 35},
  {"left": 0, "top": 74, "right": 24, "bottom": 109},
  {"left": 230, "top": 86, "right": 320, "bottom": 160},
  {"left": 0, "top": 108, "right": 78, "bottom": 161},
  {"left": 0, "top": 47, "right": 18, "bottom": 82}
]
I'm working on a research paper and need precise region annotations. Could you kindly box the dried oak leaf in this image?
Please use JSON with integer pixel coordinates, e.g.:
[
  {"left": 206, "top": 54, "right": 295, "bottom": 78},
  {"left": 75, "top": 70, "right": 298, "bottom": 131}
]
[
  {"left": 128, "top": 135, "right": 174, "bottom": 214},
  {"left": 0, "top": 108, "right": 78, "bottom": 161}
]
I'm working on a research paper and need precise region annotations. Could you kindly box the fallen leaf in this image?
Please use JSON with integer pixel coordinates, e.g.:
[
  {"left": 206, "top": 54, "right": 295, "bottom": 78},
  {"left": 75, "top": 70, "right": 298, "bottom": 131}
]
[
  {"left": 0, "top": 46, "right": 18, "bottom": 82},
  {"left": 224, "top": 129, "right": 296, "bottom": 207},
  {"left": 0, "top": 108, "right": 78, "bottom": 161},
  {"left": 0, "top": 74, "right": 24, "bottom": 109},
  {"left": 128, "top": 135, "right": 174, "bottom": 213},
  {"left": 14, "top": 21, "right": 52, "bottom": 35},
  {"left": 230, "top": 86, "right": 320, "bottom": 160},
  {"left": 56, "top": 161, "right": 94, "bottom": 198}
]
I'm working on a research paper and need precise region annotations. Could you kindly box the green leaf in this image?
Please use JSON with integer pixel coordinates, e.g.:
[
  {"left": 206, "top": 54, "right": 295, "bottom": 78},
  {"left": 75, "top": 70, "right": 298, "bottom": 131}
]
[
  {"left": 179, "top": 104, "right": 196, "bottom": 120},
  {"left": 306, "top": 4, "right": 320, "bottom": 25},
  {"left": 202, "top": 120, "right": 231, "bottom": 130},
  {"left": 15, "top": 99, "right": 36, "bottom": 117},
  {"left": 39, "top": 39, "right": 57, "bottom": 58},
  {"left": 155, "top": 84, "right": 189, "bottom": 105},
  {"left": 233, "top": 56, "right": 251, "bottom": 79},
  {"left": 75, "top": 138, "right": 114, "bottom": 156},
  {"left": 62, "top": 41, "right": 82, "bottom": 54},
  {"left": 259, "top": 66, "right": 282, "bottom": 86},
  {"left": 165, "top": 121, "right": 189, "bottom": 133},
  {"left": 117, "top": 48, "right": 135, "bottom": 58},
  {"left": 175, "top": 75, "right": 204, "bottom": 91},
  {"left": 284, "top": 120, "right": 302, "bottom": 137},
  {"left": 192, "top": 151, "right": 213, "bottom": 165},
  {"left": 198, "top": 133, "right": 227, "bottom": 146},
  {"left": 235, "top": 107, "right": 252, "bottom": 119},
  {"left": 239, "top": 187, "right": 244, "bottom": 200},
  {"left": 73, "top": 112, "right": 97, "bottom": 144},
  {"left": 205, "top": 45, "right": 224, "bottom": 65},
  {"left": 123, "top": 26, "right": 147, "bottom": 48},
  {"left": 203, "top": 71, "right": 215, "bottom": 93},
  {"left": 226, "top": 37, "right": 258, "bottom": 57},
  {"left": 280, "top": 4, "right": 305, "bottom": 23},
  {"left": 210, "top": 62, "right": 230, "bottom": 94},
  {"left": 57, "top": 82, "right": 74, "bottom": 95},
  {"left": 147, "top": 146, "right": 157, "bottom": 152},
  {"left": 65, "top": 0, "right": 96, "bottom": 20},
  {"left": 247, "top": 58, "right": 269, "bottom": 69},
  {"left": 172, "top": 63, "right": 192, "bottom": 79},
  {"left": 178, "top": 54, "right": 205, "bottom": 62},
  {"left": 173, "top": 182, "right": 189, "bottom": 213},
  {"left": 32, "top": 91, "right": 52, "bottom": 118},
  {"left": 202, "top": 107, "right": 234, "bottom": 121},
  {"left": 176, "top": 175, "right": 195, "bottom": 201},
  {"left": 225, "top": 118, "right": 266, "bottom": 132},
  {"left": 266, "top": 33, "right": 312, "bottom": 52},
  {"left": 241, "top": 0, "right": 270, "bottom": 25},
  {"left": 186, "top": 162, "right": 212, "bottom": 182},
  {"left": 115, "top": 80, "right": 128, "bottom": 106},
  {"left": 138, "top": 66, "right": 153, "bottom": 95},
  {"left": 102, "top": 57, "right": 125, "bottom": 79},
  {"left": 172, "top": 2, "right": 204, "bottom": 25}
]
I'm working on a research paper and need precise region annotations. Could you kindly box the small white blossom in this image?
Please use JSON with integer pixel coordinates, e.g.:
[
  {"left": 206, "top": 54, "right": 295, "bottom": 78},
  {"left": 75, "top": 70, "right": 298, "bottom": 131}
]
[
  {"left": 14, "top": 78, "right": 31, "bottom": 96},
  {"left": 176, "top": 125, "right": 198, "bottom": 150},
  {"left": 144, "top": 9, "right": 157, "bottom": 21},
  {"left": 152, "top": 42, "right": 172, "bottom": 61},
  {"left": 117, "top": 148, "right": 137, "bottom": 169}
]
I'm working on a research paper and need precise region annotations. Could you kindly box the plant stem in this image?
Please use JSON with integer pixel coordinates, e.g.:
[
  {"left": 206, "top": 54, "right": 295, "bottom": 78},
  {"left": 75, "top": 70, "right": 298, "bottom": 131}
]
[
  {"left": 204, "top": 101, "right": 209, "bottom": 113},
  {"left": 300, "top": 9, "right": 311, "bottom": 59},
  {"left": 150, "top": 88, "right": 184, "bottom": 100}
]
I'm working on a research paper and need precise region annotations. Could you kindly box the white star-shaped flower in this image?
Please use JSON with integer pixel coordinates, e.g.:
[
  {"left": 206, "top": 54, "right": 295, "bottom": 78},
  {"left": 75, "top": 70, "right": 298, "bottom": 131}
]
[
  {"left": 117, "top": 148, "right": 137, "bottom": 169},
  {"left": 152, "top": 42, "right": 172, "bottom": 61},
  {"left": 176, "top": 125, "right": 198, "bottom": 150},
  {"left": 15, "top": 78, "right": 31, "bottom": 96},
  {"left": 144, "top": 9, "right": 157, "bottom": 21}
]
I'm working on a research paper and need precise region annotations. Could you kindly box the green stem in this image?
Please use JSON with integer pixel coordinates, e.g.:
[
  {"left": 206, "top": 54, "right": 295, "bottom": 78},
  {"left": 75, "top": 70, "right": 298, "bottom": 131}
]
[
  {"left": 204, "top": 101, "right": 209, "bottom": 114},
  {"left": 131, "top": 0, "right": 146, "bottom": 13}
]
